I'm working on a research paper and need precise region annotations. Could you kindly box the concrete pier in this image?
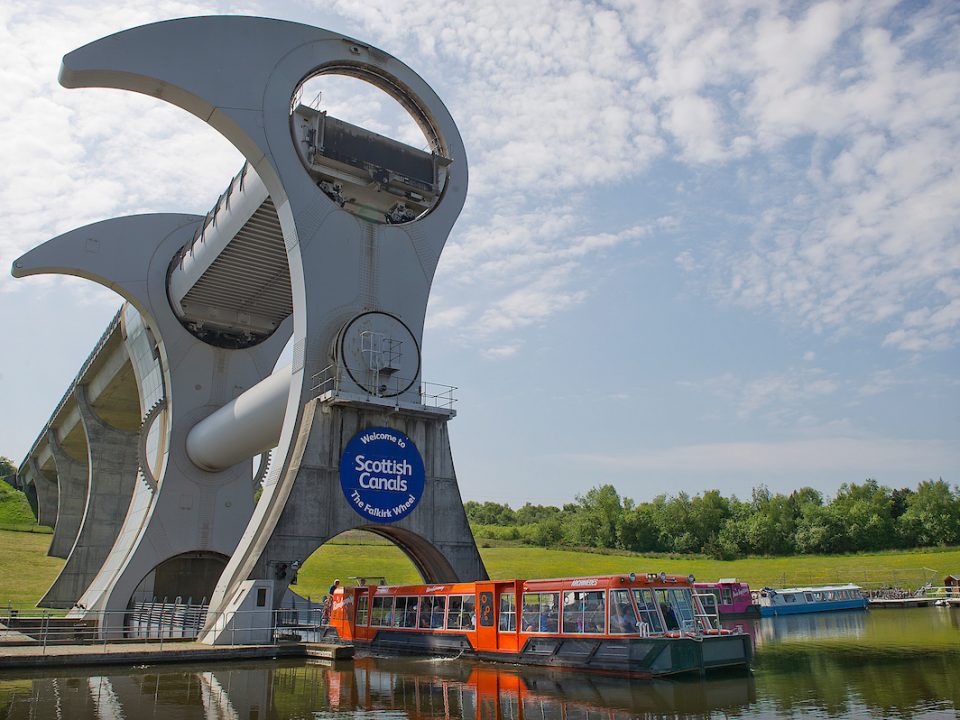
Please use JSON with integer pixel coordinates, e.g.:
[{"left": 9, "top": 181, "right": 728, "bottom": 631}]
[
  {"left": 41, "top": 386, "right": 140, "bottom": 609},
  {"left": 45, "top": 429, "right": 88, "bottom": 562}
]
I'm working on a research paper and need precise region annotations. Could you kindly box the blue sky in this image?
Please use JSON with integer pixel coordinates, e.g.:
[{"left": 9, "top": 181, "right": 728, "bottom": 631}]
[{"left": 1, "top": 0, "right": 957, "bottom": 506}]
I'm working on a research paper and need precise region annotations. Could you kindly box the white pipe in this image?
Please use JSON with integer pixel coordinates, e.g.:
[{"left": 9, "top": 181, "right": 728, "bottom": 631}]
[{"left": 186, "top": 364, "right": 290, "bottom": 471}]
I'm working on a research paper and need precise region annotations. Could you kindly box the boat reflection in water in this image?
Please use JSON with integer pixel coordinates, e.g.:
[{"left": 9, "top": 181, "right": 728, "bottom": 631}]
[
  {"left": 736, "top": 609, "right": 869, "bottom": 648},
  {"left": 0, "top": 656, "right": 755, "bottom": 719}
]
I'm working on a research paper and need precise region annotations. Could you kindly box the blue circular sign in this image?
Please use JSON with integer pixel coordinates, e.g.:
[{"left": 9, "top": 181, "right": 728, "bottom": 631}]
[{"left": 339, "top": 427, "right": 425, "bottom": 523}]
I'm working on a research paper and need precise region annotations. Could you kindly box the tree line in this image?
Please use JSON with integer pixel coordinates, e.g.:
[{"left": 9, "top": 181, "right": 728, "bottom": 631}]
[{"left": 465, "top": 479, "right": 960, "bottom": 559}]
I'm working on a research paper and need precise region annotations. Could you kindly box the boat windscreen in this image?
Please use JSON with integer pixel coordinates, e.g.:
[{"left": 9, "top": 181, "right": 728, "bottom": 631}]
[
  {"left": 658, "top": 588, "right": 697, "bottom": 632},
  {"left": 609, "top": 589, "right": 639, "bottom": 633},
  {"left": 632, "top": 588, "right": 666, "bottom": 634}
]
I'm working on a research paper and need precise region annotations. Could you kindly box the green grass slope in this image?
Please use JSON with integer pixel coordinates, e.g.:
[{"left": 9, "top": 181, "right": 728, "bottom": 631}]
[
  {"left": 0, "top": 529, "right": 63, "bottom": 609},
  {"left": 289, "top": 536, "right": 960, "bottom": 602},
  {"left": 0, "top": 482, "right": 48, "bottom": 532},
  {"left": 2, "top": 526, "right": 957, "bottom": 610}
]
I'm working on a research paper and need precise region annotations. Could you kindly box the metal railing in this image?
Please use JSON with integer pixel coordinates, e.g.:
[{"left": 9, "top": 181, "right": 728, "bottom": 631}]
[
  {"left": 692, "top": 593, "right": 722, "bottom": 631},
  {"left": 311, "top": 362, "right": 456, "bottom": 410},
  {"left": 0, "top": 607, "right": 307, "bottom": 651},
  {"left": 127, "top": 600, "right": 208, "bottom": 639}
]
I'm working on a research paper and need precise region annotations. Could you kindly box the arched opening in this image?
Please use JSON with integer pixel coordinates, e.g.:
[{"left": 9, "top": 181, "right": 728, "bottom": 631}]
[
  {"left": 289, "top": 528, "right": 428, "bottom": 603},
  {"left": 129, "top": 551, "right": 229, "bottom": 606},
  {"left": 270, "top": 527, "right": 457, "bottom": 641}
]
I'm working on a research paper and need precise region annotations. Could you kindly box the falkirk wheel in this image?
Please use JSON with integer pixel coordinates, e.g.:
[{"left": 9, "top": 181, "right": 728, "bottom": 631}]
[{"left": 11, "top": 16, "right": 487, "bottom": 641}]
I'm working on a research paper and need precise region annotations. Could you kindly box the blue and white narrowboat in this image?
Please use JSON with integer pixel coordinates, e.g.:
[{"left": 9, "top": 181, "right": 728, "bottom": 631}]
[{"left": 755, "top": 584, "right": 868, "bottom": 617}]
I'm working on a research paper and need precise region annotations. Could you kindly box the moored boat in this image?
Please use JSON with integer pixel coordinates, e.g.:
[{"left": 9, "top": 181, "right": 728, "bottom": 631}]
[
  {"left": 754, "top": 584, "right": 868, "bottom": 617},
  {"left": 318, "top": 573, "right": 753, "bottom": 678},
  {"left": 695, "top": 579, "right": 759, "bottom": 619}
]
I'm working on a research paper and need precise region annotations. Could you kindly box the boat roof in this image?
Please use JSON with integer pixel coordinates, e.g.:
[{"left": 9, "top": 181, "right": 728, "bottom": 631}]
[
  {"left": 767, "top": 584, "right": 862, "bottom": 593},
  {"left": 349, "top": 573, "right": 697, "bottom": 594}
]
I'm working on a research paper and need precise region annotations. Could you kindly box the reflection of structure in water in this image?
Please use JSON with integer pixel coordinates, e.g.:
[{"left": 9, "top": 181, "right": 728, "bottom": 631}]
[
  {"left": 747, "top": 610, "right": 868, "bottom": 647},
  {"left": 0, "top": 656, "right": 755, "bottom": 719}
]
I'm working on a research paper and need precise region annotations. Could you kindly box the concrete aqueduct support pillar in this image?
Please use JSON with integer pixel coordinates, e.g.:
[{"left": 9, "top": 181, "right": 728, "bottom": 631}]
[
  {"left": 27, "top": 457, "right": 59, "bottom": 530},
  {"left": 41, "top": 385, "right": 140, "bottom": 608},
  {"left": 45, "top": 429, "right": 87, "bottom": 563}
]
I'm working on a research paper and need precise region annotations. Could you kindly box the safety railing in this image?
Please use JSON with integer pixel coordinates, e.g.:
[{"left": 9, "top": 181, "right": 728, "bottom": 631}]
[
  {"left": 693, "top": 593, "right": 722, "bottom": 631},
  {"left": 127, "top": 600, "right": 208, "bottom": 639},
  {"left": 0, "top": 607, "right": 304, "bottom": 651},
  {"left": 311, "top": 362, "right": 456, "bottom": 410}
]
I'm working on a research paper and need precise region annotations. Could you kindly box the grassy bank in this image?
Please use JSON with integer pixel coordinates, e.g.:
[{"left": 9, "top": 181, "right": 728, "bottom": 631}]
[
  {"left": 0, "top": 483, "right": 49, "bottom": 533},
  {"left": 1, "top": 527, "right": 957, "bottom": 609},
  {"left": 0, "top": 530, "right": 64, "bottom": 609},
  {"left": 290, "top": 537, "right": 960, "bottom": 603}
]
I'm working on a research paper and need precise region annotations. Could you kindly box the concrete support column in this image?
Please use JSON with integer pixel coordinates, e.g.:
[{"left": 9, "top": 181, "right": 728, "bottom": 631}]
[
  {"left": 27, "top": 458, "right": 59, "bottom": 529},
  {"left": 45, "top": 430, "right": 88, "bottom": 561},
  {"left": 19, "top": 473, "right": 39, "bottom": 520},
  {"left": 41, "top": 385, "right": 140, "bottom": 608}
]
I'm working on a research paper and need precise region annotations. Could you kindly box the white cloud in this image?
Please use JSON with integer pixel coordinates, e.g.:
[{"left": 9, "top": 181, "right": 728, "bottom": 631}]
[
  {"left": 564, "top": 435, "right": 960, "bottom": 479},
  {"left": 692, "top": 367, "right": 840, "bottom": 424},
  {"left": 5, "top": 0, "right": 958, "bottom": 364},
  {"left": 0, "top": 1, "right": 247, "bottom": 291},
  {"left": 329, "top": 0, "right": 960, "bottom": 357},
  {"left": 482, "top": 344, "right": 519, "bottom": 360}
]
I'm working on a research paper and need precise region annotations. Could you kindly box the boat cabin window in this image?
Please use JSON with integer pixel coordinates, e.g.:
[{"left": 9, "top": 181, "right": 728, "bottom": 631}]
[
  {"left": 356, "top": 594, "right": 369, "bottom": 626},
  {"left": 609, "top": 589, "right": 639, "bottom": 634},
  {"left": 447, "top": 594, "right": 476, "bottom": 630},
  {"left": 371, "top": 595, "right": 394, "bottom": 627},
  {"left": 521, "top": 592, "right": 560, "bottom": 633},
  {"left": 562, "top": 590, "right": 606, "bottom": 634},
  {"left": 805, "top": 593, "right": 814, "bottom": 602},
  {"left": 632, "top": 588, "right": 665, "bottom": 634},
  {"left": 783, "top": 593, "right": 797, "bottom": 603},
  {"left": 395, "top": 596, "right": 419, "bottom": 628},
  {"left": 499, "top": 592, "right": 517, "bottom": 632},
  {"left": 419, "top": 595, "right": 446, "bottom": 629},
  {"left": 700, "top": 592, "right": 718, "bottom": 609},
  {"left": 721, "top": 588, "right": 733, "bottom": 605},
  {"left": 656, "top": 588, "right": 696, "bottom": 632}
]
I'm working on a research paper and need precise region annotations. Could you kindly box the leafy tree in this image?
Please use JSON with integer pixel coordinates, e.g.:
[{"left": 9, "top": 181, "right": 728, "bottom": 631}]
[
  {"left": 897, "top": 479, "right": 960, "bottom": 547},
  {"left": 689, "top": 489, "right": 731, "bottom": 549},
  {"left": 831, "top": 480, "right": 897, "bottom": 552},
  {"left": 515, "top": 503, "right": 561, "bottom": 526},
  {"left": 0, "top": 456, "right": 17, "bottom": 483},
  {"left": 464, "top": 501, "right": 516, "bottom": 526},
  {"left": 569, "top": 485, "right": 622, "bottom": 549},
  {"left": 745, "top": 487, "right": 796, "bottom": 555},
  {"left": 617, "top": 502, "right": 663, "bottom": 552}
]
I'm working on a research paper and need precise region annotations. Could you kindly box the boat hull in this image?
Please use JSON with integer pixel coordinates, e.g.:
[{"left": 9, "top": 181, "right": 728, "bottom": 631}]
[
  {"left": 718, "top": 605, "right": 761, "bottom": 620},
  {"left": 758, "top": 599, "right": 868, "bottom": 617},
  {"left": 318, "top": 627, "right": 752, "bottom": 678}
]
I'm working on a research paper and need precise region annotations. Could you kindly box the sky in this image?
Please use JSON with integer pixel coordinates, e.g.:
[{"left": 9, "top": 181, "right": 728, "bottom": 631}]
[{"left": 1, "top": 0, "right": 958, "bottom": 507}]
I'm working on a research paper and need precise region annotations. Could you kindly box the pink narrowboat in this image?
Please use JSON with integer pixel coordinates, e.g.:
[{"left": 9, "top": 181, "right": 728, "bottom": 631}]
[{"left": 695, "top": 579, "right": 759, "bottom": 619}]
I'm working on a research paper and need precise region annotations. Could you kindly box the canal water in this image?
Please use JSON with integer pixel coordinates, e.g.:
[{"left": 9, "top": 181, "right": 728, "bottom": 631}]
[{"left": 1, "top": 608, "right": 957, "bottom": 719}]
